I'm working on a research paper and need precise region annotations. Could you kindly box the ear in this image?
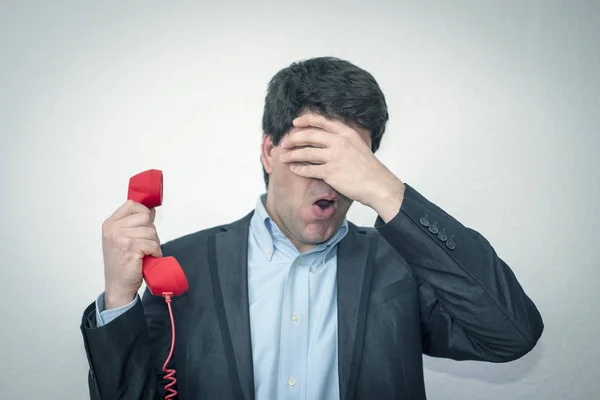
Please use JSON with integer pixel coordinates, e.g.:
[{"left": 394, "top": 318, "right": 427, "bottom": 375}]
[{"left": 261, "top": 134, "right": 276, "bottom": 174}]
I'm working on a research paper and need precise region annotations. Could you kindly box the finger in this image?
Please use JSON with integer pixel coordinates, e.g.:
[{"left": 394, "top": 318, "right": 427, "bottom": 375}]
[
  {"left": 289, "top": 163, "right": 327, "bottom": 180},
  {"left": 119, "top": 211, "right": 156, "bottom": 228},
  {"left": 136, "top": 238, "right": 163, "bottom": 258},
  {"left": 280, "top": 147, "right": 328, "bottom": 164},
  {"left": 281, "top": 129, "right": 336, "bottom": 149},
  {"left": 293, "top": 113, "right": 347, "bottom": 135},
  {"left": 122, "top": 226, "right": 160, "bottom": 241},
  {"left": 108, "top": 200, "right": 152, "bottom": 221}
]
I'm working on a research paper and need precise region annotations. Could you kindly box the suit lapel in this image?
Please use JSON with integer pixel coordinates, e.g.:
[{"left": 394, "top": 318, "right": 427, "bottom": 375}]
[
  {"left": 336, "top": 226, "right": 376, "bottom": 400},
  {"left": 209, "top": 211, "right": 255, "bottom": 400},
  {"left": 207, "top": 213, "right": 375, "bottom": 400}
]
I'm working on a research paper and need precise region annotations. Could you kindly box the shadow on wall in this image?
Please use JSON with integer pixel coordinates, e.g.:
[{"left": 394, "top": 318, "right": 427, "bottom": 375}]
[{"left": 424, "top": 340, "right": 544, "bottom": 384}]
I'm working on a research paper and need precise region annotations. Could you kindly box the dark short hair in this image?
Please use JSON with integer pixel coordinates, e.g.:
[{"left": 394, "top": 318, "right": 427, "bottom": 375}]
[{"left": 261, "top": 56, "right": 389, "bottom": 189}]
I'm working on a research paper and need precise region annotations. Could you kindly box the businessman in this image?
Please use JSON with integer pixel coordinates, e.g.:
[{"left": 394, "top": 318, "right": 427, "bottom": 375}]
[{"left": 80, "top": 56, "right": 544, "bottom": 399}]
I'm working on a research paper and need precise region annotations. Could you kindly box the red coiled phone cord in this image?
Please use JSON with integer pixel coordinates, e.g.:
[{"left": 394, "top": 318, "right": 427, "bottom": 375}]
[{"left": 162, "top": 293, "right": 178, "bottom": 399}]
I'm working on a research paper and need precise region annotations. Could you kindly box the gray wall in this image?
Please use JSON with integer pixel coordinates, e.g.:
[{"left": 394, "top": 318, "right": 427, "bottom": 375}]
[{"left": 1, "top": 1, "right": 598, "bottom": 399}]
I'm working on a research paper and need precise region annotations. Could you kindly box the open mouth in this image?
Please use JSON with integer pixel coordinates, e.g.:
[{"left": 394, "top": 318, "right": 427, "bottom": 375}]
[
  {"left": 314, "top": 199, "right": 334, "bottom": 210},
  {"left": 312, "top": 197, "right": 337, "bottom": 219}
]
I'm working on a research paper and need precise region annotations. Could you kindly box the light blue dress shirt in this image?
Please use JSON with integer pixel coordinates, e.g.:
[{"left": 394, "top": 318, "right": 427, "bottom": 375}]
[{"left": 95, "top": 193, "right": 348, "bottom": 400}]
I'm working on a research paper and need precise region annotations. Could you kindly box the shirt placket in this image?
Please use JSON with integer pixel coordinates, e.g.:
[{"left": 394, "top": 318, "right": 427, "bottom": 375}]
[{"left": 278, "top": 254, "right": 311, "bottom": 400}]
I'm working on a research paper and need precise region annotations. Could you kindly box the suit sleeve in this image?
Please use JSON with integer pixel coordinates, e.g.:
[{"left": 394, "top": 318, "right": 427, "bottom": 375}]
[
  {"left": 374, "top": 183, "right": 544, "bottom": 362},
  {"left": 80, "top": 287, "right": 175, "bottom": 399}
]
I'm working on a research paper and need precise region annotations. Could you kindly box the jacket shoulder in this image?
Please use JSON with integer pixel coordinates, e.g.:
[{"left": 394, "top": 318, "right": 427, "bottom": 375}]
[
  {"left": 347, "top": 220, "right": 380, "bottom": 239},
  {"left": 160, "top": 210, "right": 254, "bottom": 255}
]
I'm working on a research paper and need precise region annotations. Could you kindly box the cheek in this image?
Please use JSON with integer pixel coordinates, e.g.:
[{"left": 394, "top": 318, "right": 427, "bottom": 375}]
[
  {"left": 274, "top": 167, "right": 311, "bottom": 202},
  {"left": 272, "top": 158, "right": 294, "bottom": 183},
  {"left": 273, "top": 155, "right": 303, "bottom": 183},
  {"left": 270, "top": 148, "right": 287, "bottom": 173},
  {"left": 270, "top": 149, "right": 313, "bottom": 199},
  {"left": 271, "top": 161, "right": 297, "bottom": 192}
]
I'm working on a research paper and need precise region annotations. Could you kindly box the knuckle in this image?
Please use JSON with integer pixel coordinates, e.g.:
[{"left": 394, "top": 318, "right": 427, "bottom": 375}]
[{"left": 102, "top": 222, "right": 118, "bottom": 241}]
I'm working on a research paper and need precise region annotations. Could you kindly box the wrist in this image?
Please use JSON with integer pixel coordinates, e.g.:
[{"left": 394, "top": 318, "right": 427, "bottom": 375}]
[
  {"left": 104, "top": 287, "right": 136, "bottom": 310},
  {"left": 369, "top": 178, "right": 406, "bottom": 224}
]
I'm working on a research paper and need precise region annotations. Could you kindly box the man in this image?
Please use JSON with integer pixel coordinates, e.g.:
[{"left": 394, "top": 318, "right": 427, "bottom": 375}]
[{"left": 80, "top": 56, "right": 544, "bottom": 399}]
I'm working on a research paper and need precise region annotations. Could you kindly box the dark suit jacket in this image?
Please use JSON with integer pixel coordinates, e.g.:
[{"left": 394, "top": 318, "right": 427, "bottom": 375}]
[{"left": 80, "top": 184, "right": 543, "bottom": 399}]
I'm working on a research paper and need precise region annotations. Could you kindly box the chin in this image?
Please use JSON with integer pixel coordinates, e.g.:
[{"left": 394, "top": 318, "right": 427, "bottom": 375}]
[
  {"left": 301, "top": 231, "right": 334, "bottom": 245},
  {"left": 302, "top": 219, "right": 339, "bottom": 241}
]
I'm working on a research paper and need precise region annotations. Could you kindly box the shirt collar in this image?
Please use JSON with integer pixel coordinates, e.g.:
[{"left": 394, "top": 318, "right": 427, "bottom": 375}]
[{"left": 250, "top": 193, "right": 348, "bottom": 261}]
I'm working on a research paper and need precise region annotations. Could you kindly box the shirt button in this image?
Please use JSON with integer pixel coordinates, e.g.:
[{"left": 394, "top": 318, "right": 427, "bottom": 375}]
[
  {"left": 291, "top": 313, "right": 299, "bottom": 323},
  {"left": 288, "top": 377, "right": 296, "bottom": 387},
  {"left": 296, "top": 259, "right": 301, "bottom": 265},
  {"left": 266, "top": 248, "right": 272, "bottom": 255}
]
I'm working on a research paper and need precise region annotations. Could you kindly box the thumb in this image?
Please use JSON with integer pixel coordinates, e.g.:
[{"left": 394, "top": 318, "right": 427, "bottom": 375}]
[{"left": 152, "top": 243, "right": 163, "bottom": 258}]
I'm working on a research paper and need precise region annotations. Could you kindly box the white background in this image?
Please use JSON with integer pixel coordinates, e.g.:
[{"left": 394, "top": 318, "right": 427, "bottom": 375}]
[{"left": 1, "top": 1, "right": 599, "bottom": 399}]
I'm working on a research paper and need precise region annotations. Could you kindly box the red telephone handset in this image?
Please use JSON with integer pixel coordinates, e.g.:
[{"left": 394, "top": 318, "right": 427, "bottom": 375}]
[
  {"left": 127, "top": 169, "right": 185, "bottom": 399},
  {"left": 127, "top": 169, "right": 188, "bottom": 296}
]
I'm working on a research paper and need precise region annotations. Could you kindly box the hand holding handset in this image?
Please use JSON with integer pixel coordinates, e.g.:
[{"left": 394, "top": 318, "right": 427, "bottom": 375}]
[
  {"left": 127, "top": 169, "right": 185, "bottom": 399},
  {"left": 127, "top": 169, "right": 188, "bottom": 296}
]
